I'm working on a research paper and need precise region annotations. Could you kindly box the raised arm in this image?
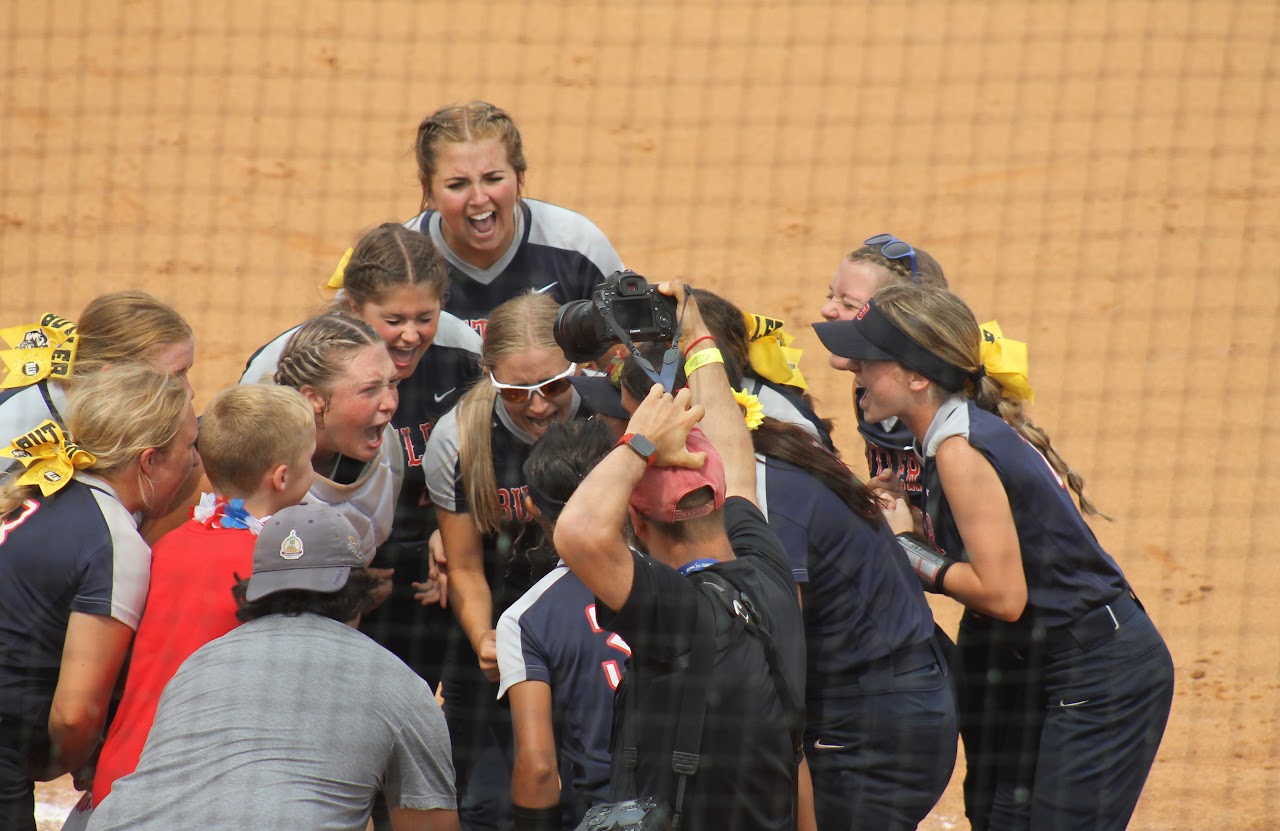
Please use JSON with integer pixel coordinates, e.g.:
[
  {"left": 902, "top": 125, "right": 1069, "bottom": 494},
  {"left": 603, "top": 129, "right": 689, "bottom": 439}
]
[
  {"left": 663, "top": 282, "right": 758, "bottom": 505},
  {"left": 554, "top": 386, "right": 705, "bottom": 612}
]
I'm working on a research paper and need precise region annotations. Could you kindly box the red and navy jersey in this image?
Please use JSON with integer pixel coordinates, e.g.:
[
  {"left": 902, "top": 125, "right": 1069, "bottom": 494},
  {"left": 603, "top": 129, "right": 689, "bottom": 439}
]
[
  {"left": 380, "top": 315, "right": 483, "bottom": 572},
  {"left": 496, "top": 565, "right": 624, "bottom": 814},
  {"left": 855, "top": 387, "right": 925, "bottom": 509},
  {"left": 0, "top": 474, "right": 149, "bottom": 727},
  {"left": 920, "top": 397, "right": 1127, "bottom": 629},
  {"left": 406, "top": 198, "right": 623, "bottom": 338},
  {"left": 756, "top": 455, "right": 935, "bottom": 688},
  {"left": 423, "top": 393, "right": 583, "bottom": 619}
]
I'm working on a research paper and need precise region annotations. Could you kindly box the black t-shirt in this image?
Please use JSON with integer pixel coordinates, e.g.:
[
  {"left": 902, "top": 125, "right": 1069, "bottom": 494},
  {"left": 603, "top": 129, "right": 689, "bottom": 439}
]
[{"left": 598, "top": 497, "right": 806, "bottom": 831}]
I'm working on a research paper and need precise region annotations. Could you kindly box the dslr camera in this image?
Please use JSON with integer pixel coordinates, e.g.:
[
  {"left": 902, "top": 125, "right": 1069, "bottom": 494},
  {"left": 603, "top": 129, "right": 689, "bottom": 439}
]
[{"left": 554, "top": 270, "right": 678, "bottom": 363}]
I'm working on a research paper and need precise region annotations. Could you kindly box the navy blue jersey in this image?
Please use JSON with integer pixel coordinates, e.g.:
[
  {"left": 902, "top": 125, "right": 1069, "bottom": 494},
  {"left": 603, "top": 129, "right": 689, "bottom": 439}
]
[
  {"left": 423, "top": 394, "right": 582, "bottom": 619},
  {"left": 855, "top": 387, "right": 925, "bottom": 509},
  {"left": 757, "top": 455, "right": 935, "bottom": 688},
  {"left": 0, "top": 380, "right": 69, "bottom": 476},
  {"left": 0, "top": 475, "right": 149, "bottom": 726},
  {"left": 920, "top": 397, "right": 1126, "bottom": 629},
  {"left": 406, "top": 199, "right": 623, "bottom": 337},
  {"left": 496, "top": 565, "right": 624, "bottom": 813}
]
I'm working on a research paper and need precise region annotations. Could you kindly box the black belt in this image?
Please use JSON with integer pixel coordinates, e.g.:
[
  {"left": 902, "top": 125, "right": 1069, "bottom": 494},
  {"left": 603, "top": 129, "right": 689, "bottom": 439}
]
[
  {"left": 1044, "top": 590, "right": 1142, "bottom": 656},
  {"left": 821, "top": 638, "right": 943, "bottom": 696}
]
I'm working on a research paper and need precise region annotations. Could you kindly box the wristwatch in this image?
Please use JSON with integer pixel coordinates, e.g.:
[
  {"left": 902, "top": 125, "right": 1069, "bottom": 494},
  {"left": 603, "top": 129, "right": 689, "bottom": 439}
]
[{"left": 617, "top": 432, "right": 657, "bottom": 465}]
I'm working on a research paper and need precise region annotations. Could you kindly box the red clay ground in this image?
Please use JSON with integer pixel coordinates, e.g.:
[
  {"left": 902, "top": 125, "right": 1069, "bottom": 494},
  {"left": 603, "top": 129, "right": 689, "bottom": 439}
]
[{"left": 8, "top": 2, "right": 1278, "bottom": 828}]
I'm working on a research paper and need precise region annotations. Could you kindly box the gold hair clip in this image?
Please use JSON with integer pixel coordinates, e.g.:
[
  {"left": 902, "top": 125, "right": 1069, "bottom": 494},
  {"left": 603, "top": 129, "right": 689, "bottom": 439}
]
[
  {"left": 0, "top": 315, "right": 78, "bottom": 390},
  {"left": 744, "top": 312, "right": 808, "bottom": 390},
  {"left": 978, "top": 321, "right": 1034, "bottom": 403}
]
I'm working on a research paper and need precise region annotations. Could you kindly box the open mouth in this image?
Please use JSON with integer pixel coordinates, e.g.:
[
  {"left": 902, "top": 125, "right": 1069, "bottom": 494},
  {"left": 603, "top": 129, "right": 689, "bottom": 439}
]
[
  {"left": 468, "top": 211, "right": 496, "bottom": 235},
  {"left": 388, "top": 346, "right": 421, "bottom": 369},
  {"left": 364, "top": 424, "right": 386, "bottom": 447}
]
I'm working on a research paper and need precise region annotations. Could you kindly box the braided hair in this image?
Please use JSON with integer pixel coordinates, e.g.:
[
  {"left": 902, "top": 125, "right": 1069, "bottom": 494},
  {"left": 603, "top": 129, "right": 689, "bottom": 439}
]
[
  {"left": 414, "top": 101, "right": 527, "bottom": 209},
  {"left": 337, "top": 223, "right": 450, "bottom": 310},
  {"left": 274, "top": 312, "right": 383, "bottom": 412}
]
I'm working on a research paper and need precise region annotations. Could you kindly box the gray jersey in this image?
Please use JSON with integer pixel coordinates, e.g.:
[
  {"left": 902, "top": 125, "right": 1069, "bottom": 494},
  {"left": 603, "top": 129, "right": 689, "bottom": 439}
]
[{"left": 87, "top": 614, "right": 455, "bottom": 831}]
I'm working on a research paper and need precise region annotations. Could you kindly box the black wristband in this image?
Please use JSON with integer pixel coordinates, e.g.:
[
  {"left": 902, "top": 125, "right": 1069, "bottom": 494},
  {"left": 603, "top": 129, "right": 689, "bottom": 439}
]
[
  {"left": 513, "top": 803, "right": 563, "bottom": 831},
  {"left": 895, "top": 533, "right": 957, "bottom": 594}
]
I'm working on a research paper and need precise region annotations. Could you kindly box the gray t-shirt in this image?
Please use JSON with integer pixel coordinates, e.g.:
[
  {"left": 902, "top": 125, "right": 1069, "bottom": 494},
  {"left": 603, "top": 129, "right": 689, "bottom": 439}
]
[{"left": 88, "top": 614, "right": 455, "bottom": 831}]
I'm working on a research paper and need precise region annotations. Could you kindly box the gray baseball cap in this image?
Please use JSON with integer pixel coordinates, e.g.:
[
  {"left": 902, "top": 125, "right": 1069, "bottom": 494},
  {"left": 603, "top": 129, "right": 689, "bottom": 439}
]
[{"left": 245, "top": 503, "right": 367, "bottom": 602}]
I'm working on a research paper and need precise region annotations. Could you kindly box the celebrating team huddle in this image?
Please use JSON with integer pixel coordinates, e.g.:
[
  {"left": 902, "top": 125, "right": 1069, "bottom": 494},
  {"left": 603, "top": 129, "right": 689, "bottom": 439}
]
[{"left": 0, "top": 102, "right": 1173, "bottom": 831}]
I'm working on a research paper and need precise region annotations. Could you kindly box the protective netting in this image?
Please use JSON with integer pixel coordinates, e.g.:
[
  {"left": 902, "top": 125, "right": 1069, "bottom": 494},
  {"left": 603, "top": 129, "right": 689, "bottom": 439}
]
[{"left": 4, "top": 1, "right": 1278, "bottom": 828}]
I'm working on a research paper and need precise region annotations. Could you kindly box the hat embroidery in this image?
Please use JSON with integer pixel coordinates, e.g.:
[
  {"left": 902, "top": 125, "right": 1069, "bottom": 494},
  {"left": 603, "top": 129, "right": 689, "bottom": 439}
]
[
  {"left": 346, "top": 535, "right": 363, "bottom": 561},
  {"left": 280, "top": 529, "right": 304, "bottom": 560}
]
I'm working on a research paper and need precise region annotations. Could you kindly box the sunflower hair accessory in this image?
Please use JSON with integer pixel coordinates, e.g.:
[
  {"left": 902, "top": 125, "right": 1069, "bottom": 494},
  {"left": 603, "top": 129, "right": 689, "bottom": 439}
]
[
  {"left": 732, "top": 389, "right": 765, "bottom": 431},
  {"left": 744, "top": 312, "right": 807, "bottom": 390},
  {"left": 325, "top": 247, "right": 355, "bottom": 290},
  {"left": 0, "top": 420, "right": 96, "bottom": 496},
  {"left": 976, "top": 321, "right": 1034, "bottom": 403}
]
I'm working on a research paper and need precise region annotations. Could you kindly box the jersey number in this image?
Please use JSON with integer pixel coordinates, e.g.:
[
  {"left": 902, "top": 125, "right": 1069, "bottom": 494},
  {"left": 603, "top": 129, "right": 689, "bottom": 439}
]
[
  {"left": 585, "top": 603, "right": 632, "bottom": 690},
  {"left": 0, "top": 499, "right": 40, "bottom": 546}
]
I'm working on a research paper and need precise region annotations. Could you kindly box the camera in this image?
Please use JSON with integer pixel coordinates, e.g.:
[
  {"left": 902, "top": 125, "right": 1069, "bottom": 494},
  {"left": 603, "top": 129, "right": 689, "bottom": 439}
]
[
  {"left": 554, "top": 270, "right": 678, "bottom": 363},
  {"left": 573, "top": 797, "right": 672, "bottom": 831}
]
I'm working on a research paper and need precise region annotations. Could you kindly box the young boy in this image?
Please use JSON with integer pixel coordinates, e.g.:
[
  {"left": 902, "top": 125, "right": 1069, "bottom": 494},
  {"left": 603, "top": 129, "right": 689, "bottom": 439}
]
[{"left": 84, "top": 383, "right": 316, "bottom": 811}]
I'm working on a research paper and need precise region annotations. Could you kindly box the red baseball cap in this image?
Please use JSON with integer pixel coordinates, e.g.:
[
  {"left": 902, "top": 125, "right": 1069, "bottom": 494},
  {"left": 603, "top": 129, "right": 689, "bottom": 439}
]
[{"left": 629, "top": 428, "right": 727, "bottom": 522}]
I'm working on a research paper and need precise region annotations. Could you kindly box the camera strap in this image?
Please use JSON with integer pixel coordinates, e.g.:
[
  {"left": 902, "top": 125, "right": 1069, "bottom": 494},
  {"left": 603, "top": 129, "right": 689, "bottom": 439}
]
[
  {"left": 596, "top": 291, "right": 689, "bottom": 393},
  {"left": 619, "top": 580, "right": 714, "bottom": 831}
]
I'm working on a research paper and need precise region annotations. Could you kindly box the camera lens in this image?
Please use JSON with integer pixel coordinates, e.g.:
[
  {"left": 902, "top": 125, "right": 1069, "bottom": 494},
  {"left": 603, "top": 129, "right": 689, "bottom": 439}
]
[{"left": 553, "top": 300, "right": 611, "bottom": 363}]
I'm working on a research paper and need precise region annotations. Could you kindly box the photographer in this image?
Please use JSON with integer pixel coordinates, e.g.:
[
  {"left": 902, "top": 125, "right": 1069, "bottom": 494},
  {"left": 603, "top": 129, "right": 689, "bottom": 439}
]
[{"left": 553, "top": 283, "right": 806, "bottom": 831}]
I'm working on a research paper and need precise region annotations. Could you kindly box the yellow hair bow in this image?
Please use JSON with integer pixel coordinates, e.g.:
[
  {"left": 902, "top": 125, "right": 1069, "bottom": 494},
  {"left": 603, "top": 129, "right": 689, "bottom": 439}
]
[
  {"left": 325, "top": 247, "right": 355, "bottom": 289},
  {"left": 977, "top": 321, "right": 1034, "bottom": 403},
  {"left": 744, "top": 313, "right": 808, "bottom": 391},
  {"left": 0, "top": 314, "right": 78, "bottom": 390},
  {"left": 1, "top": 420, "right": 96, "bottom": 496}
]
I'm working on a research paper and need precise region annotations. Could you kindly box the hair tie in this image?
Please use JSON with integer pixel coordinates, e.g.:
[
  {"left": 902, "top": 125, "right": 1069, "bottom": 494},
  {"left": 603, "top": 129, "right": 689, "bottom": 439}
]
[
  {"left": 325, "top": 247, "right": 355, "bottom": 290},
  {"left": 1, "top": 420, "right": 96, "bottom": 496},
  {"left": 977, "top": 321, "right": 1035, "bottom": 403},
  {"left": 743, "top": 312, "right": 808, "bottom": 390},
  {"left": 0, "top": 315, "right": 78, "bottom": 390},
  {"left": 970, "top": 365, "right": 986, "bottom": 382}
]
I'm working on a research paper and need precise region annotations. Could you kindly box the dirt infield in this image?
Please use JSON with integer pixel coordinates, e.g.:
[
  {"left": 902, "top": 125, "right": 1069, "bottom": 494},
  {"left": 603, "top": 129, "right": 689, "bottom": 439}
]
[{"left": 9, "top": 1, "right": 1279, "bottom": 828}]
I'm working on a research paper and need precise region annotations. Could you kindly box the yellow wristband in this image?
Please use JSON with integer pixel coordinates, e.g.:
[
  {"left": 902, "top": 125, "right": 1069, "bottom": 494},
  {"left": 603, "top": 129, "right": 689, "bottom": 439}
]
[{"left": 684, "top": 348, "right": 724, "bottom": 377}]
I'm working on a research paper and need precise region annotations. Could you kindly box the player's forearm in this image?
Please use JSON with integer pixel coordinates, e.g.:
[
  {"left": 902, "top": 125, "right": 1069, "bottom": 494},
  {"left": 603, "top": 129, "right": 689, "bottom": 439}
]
[
  {"left": 684, "top": 344, "right": 755, "bottom": 497},
  {"left": 512, "top": 750, "right": 561, "bottom": 808},
  {"left": 447, "top": 568, "right": 496, "bottom": 649}
]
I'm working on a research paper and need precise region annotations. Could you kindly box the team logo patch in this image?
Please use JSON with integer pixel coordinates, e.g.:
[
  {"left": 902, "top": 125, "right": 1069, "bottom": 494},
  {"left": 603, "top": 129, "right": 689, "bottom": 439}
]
[
  {"left": 855, "top": 302, "right": 871, "bottom": 320},
  {"left": 22, "top": 362, "right": 39, "bottom": 377},
  {"left": 42, "top": 470, "right": 62, "bottom": 482},
  {"left": 10, "top": 448, "right": 30, "bottom": 458},
  {"left": 279, "top": 529, "right": 304, "bottom": 560},
  {"left": 346, "top": 535, "right": 363, "bottom": 561}
]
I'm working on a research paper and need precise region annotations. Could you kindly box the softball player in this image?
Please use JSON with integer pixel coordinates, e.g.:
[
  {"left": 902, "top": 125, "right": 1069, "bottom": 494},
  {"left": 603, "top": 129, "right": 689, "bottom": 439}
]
[
  {"left": 817, "top": 234, "right": 948, "bottom": 511},
  {"left": 0, "top": 292, "right": 194, "bottom": 477},
  {"left": 422, "top": 292, "right": 584, "bottom": 831},
  {"left": 243, "top": 223, "right": 481, "bottom": 694},
  {"left": 0, "top": 366, "right": 196, "bottom": 831},
  {"left": 815, "top": 285, "right": 1174, "bottom": 831},
  {"left": 325, "top": 101, "right": 624, "bottom": 339}
]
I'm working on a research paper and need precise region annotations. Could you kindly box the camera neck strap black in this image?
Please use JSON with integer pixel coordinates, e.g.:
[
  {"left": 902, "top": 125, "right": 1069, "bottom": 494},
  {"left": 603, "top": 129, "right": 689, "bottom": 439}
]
[
  {"left": 595, "top": 291, "right": 689, "bottom": 393},
  {"left": 621, "top": 583, "right": 713, "bottom": 831}
]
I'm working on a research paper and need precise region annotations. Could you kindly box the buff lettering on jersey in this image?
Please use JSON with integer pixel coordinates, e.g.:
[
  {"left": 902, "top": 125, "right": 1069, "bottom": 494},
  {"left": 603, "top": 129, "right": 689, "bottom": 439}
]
[
  {"left": 465, "top": 319, "right": 489, "bottom": 339},
  {"left": 0, "top": 314, "right": 79, "bottom": 389},
  {"left": 585, "top": 603, "right": 632, "bottom": 690},
  {"left": 398, "top": 422, "right": 435, "bottom": 469},
  {"left": 497, "top": 485, "right": 533, "bottom": 523},
  {"left": 0, "top": 499, "right": 40, "bottom": 545}
]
